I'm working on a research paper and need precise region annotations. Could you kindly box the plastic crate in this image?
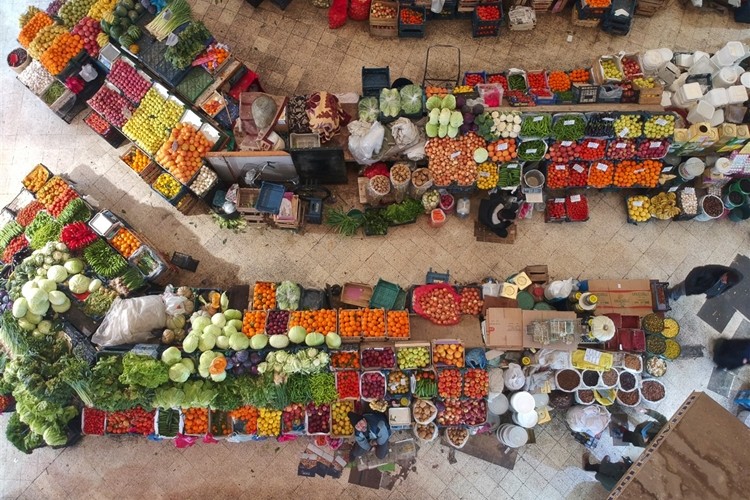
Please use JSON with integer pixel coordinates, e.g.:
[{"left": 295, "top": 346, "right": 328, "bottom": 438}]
[
  {"left": 571, "top": 3, "right": 600, "bottom": 27},
  {"left": 472, "top": 4, "right": 503, "bottom": 37},
  {"left": 428, "top": 0, "right": 457, "bottom": 19},
  {"left": 573, "top": 83, "right": 598, "bottom": 104},
  {"left": 255, "top": 182, "right": 286, "bottom": 214},
  {"left": 398, "top": 6, "right": 426, "bottom": 38},
  {"left": 576, "top": 0, "right": 611, "bottom": 19},
  {"left": 362, "top": 66, "right": 390, "bottom": 97},
  {"left": 370, "top": 279, "right": 402, "bottom": 309}
]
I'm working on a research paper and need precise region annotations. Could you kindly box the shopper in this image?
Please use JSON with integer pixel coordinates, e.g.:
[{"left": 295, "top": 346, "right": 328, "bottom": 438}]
[
  {"left": 713, "top": 338, "right": 750, "bottom": 370},
  {"left": 615, "top": 408, "right": 668, "bottom": 447},
  {"left": 348, "top": 411, "right": 391, "bottom": 460},
  {"left": 582, "top": 452, "right": 632, "bottom": 491},
  {"left": 668, "top": 265, "right": 743, "bottom": 301}
]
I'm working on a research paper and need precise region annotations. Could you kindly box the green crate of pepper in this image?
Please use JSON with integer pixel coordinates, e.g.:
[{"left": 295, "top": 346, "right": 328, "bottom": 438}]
[
  {"left": 507, "top": 73, "right": 527, "bottom": 91},
  {"left": 520, "top": 114, "right": 551, "bottom": 138},
  {"left": 517, "top": 139, "right": 547, "bottom": 161},
  {"left": 551, "top": 114, "right": 587, "bottom": 141}
]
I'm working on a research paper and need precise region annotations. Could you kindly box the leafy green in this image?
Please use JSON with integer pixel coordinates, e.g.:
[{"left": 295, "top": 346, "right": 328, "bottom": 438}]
[
  {"left": 383, "top": 198, "right": 423, "bottom": 225},
  {"left": 90, "top": 356, "right": 152, "bottom": 411},
  {"left": 211, "top": 377, "right": 243, "bottom": 411},
  {"left": 5, "top": 413, "right": 44, "bottom": 454},
  {"left": 119, "top": 353, "right": 169, "bottom": 389},
  {"left": 153, "top": 384, "right": 185, "bottom": 409},
  {"left": 326, "top": 208, "right": 363, "bottom": 236},
  {"left": 181, "top": 380, "right": 216, "bottom": 408},
  {"left": 164, "top": 21, "right": 211, "bottom": 70}
]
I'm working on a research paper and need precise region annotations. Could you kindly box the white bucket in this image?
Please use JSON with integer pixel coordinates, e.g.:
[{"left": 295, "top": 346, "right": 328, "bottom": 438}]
[
  {"left": 694, "top": 194, "right": 724, "bottom": 221},
  {"left": 668, "top": 73, "right": 689, "bottom": 93},
  {"left": 688, "top": 54, "right": 713, "bottom": 75},
  {"left": 677, "top": 82, "right": 703, "bottom": 103},
  {"left": 658, "top": 48, "right": 674, "bottom": 63},
  {"left": 713, "top": 157, "right": 733, "bottom": 175},
  {"left": 497, "top": 424, "right": 528, "bottom": 448},
  {"left": 712, "top": 67, "right": 738, "bottom": 89},
  {"left": 641, "top": 50, "right": 664, "bottom": 73},
  {"left": 710, "top": 49, "right": 736, "bottom": 69},
  {"left": 509, "top": 391, "right": 535, "bottom": 413},
  {"left": 741, "top": 72, "right": 750, "bottom": 90},
  {"left": 488, "top": 393, "right": 509, "bottom": 415},
  {"left": 687, "top": 100, "right": 715, "bottom": 124},
  {"left": 710, "top": 108, "right": 725, "bottom": 127},
  {"left": 727, "top": 85, "right": 749, "bottom": 105},
  {"left": 512, "top": 410, "right": 539, "bottom": 429},
  {"left": 674, "top": 53, "right": 693, "bottom": 68},
  {"left": 704, "top": 88, "right": 729, "bottom": 108},
  {"left": 678, "top": 158, "right": 706, "bottom": 180},
  {"left": 533, "top": 393, "right": 549, "bottom": 409}
]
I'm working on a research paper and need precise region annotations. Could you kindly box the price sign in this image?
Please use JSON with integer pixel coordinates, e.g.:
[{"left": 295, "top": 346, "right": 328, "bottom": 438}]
[
  {"left": 171, "top": 140, "right": 179, "bottom": 152},
  {"left": 526, "top": 149, "right": 538, "bottom": 154},
  {"left": 166, "top": 32, "right": 179, "bottom": 47},
  {"left": 570, "top": 194, "right": 581, "bottom": 202},
  {"left": 619, "top": 127, "right": 630, "bottom": 137},
  {"left": 583, "top": 348, "right": 602, "bottom": 365},
  {"left": 603, "top": 117, "right": 615, "bottom": 122},
  {"left": 497, "top": 142, "right": 508, "bottom": 151},
  {"left": 533, "top": 115, "right": 544, "bottom": 122},
  {"left": 555, "top": 164, "right": 566, "bottom": 170},
  {"left": 555, "top": 198, "right": 565, "bottom": 203},
  {"left": 564, "top": 120, "right": 575, "bottom": 126},
  {"left": 596, "top": 163, "right": 608, "bottom": 171},
  {"left": 632, "top": 200, "right": 643, "bottom": 207},
  {"left": 587, "top": 142, "right": 600, "bottom": 149},
  {"left": 668, "top": 186, "right": 679, "bottom": 192},
  {"left": 634, "top": 168, "right": 645, "bottom": 174},
  {"left": 507, "top": 163, "right": 518, "bottom": 169},
  {"left": 656, "top": 118, "right": 668, "bottom": 126},
  {"left": 616, "top": 142, "right": 627, "bottom": 149},
  {"left": 561, "top": 141, "right": 573, "bottom": 147},
  {"left": 662, "top": 166, "right": 673, "bottom": 172},
  {"left": 122, "top": 107, "right": 132, "bottom": 119},
  {"left": 650, "top": 141, "right": 662, "bottom": 148},
  {"left": 479, "top": 171, "right": 490, "bottom": 178},
  {"left": 573, "top": 164, "right": 585, "bottom": 173},
  {"left": 451, "top": 151, "right": 461, "bottom": 158},
  {"left": 685, "top": 187, "right": 695, "bottom": 194}
]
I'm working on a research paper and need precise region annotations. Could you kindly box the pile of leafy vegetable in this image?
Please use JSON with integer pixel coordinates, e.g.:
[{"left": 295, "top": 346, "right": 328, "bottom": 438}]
[
  {"left": 119, "top": 353, "right": 169, "bottom": 389},
  {"left": 90, "top": 355, "right": 153, "bottom": 411},
  {"left": 326, "top": 208, "right": 363, "bottom": 237},
  {"left": 165, "top": 21, "right": 211, "bottom": 70},
  {"left": 358, "top": 97, "right": 379, "bottom": 122},
  {"left": 363, "top": 209, "right": 388, "bottom": 236},
  {"left": 5, "top": 413, "right": 44, "bottom": 454},
  {"left": 276, "top": 281, "right": 300, "bottom": 311},
  {"left": 383, "top": 198, "right": 423, "bottom": 225}
]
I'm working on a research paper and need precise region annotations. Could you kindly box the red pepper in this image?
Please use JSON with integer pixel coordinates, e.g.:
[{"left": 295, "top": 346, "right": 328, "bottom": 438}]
[
  {"left": 83, "top": 407, "right": 106, "bottom": 435},
  {"left": 60, "top": 222, "right": 98, "bottom": 251}
]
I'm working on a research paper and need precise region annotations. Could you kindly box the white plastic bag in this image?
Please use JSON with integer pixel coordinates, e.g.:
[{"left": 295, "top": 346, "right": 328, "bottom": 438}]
[
  {"left": 348, "top": 120, "right": 385, "bottom": 165},
  {"left": 430, "top": 0, "right": 446, "bottom": 13},
  {"left": 92, "top": 296, "right": 166, "bottom": 346},
  {"left": 404, "top": 140, "right": 426, "bottom": 161},
  {"left": 536, "top": 349, "right": 572, "bottom": 370},
  {"left": 390, "top": 118, "right": 419, "bottom": 148},
  {"left": 544, "top": 279, "right": 574, "bottom": 301},
  {"left": 566, "top": 405, "right": 611, "bottom": 436},
  {"left": 489, "top": 368, "right": 505, "bottom": 393},
  {"left": 504, "top": 363, "right": 525, "bottom": 391},
  {"left": 163, "top": 288, "right": 190, "bottom": 316}
]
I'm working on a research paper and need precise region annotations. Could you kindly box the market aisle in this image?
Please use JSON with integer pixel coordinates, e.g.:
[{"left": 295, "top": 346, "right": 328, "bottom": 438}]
[{"left": 2, "top": 1, "right": 750, "bottom": 499}]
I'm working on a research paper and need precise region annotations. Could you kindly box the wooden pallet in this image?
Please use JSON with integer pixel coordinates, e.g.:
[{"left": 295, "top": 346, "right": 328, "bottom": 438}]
[{"left": 473, "top": 221, "right": 517, "bottom": 244}]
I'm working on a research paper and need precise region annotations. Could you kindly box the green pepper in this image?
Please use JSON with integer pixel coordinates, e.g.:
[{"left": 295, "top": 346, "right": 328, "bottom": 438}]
[
  {"left": 551, "top": 114, "right": 586, "bottom": 141},
  {"left": 520, "top": 113, "right": 551, "bottom": 138}
]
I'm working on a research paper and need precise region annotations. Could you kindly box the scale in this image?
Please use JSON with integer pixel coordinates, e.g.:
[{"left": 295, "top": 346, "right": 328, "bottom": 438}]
[{"left": 522, "top": 169, "right": 545, "bottom": 204}]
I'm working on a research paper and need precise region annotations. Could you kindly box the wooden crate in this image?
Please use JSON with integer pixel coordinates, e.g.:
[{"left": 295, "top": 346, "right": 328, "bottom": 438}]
[
  {"left": 268, "top": 195, "right": 304, "bottom": 231},
  {"left": 176, "top": 192, "right": 210, "bottom": 216},
  {"left": 634, "top": 82, "right": 664, "bottom": 105},
  {"left": 139, "top": 162, "right": 162, "bottom": 184},
  {"left": 370, "top": 1, "right": 398, "bottom": 38},
  {"left": 635, "top": 0, "right": 666, "bottom": 16}
]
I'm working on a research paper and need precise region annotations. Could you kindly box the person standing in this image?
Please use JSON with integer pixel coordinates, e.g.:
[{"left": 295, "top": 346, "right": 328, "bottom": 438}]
[
  {"left": 615, "top": 408, "right": 668, "bottom": 447},
  {"left": 348, "top": 411, "right": 391, "bottom": 460},
  {"left": 582, "top": 452, "right": 633, "bottom": 491},
  {"left": 713, "top": 338, "right": 750, "bottom": 370},
  {"left": 668, "top": 265, "right": 743, "bottom": 301}
]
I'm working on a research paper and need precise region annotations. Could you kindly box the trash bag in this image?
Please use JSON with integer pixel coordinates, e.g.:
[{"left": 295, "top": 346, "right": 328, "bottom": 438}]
[
  {"left": 566, "top": 404, "right": 610, "bottom": 436},
  {"left": 544, "top": 279, "right": 574, "bottom": 301},
  {"left": 91, "top": 296, "right": 166, "bottom": 346},
  {"left": 329, "top": 0, "right": 348, "bottom": 29}
]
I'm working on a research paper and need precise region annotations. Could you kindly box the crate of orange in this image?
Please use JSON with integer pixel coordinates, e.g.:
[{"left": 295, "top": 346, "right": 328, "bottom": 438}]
[
  {"left": 252, "top": 281, "right": 276, "bottom": 310},
  {"left": 229, "top": 405, "right": 259, "bottom": 435},
  {"left": 40, "top": 32, "right": 84, "bottom": 75},
  {"left": 361, "top": 308, "right": 386, "bottom": 339},
  {"left": 242, "top": 310, "right": 267, "bottom": 337},
  {"left": 431, "top": 339, "right": 465, "bottom": 368},
  {"left": 182, "top": 407, "right": 208, "bottom": 436},
  {"left": 18, "top": 12, "right": 53, "bottom": 47},
  {"left": 109, "top": 227, "right": 141, "bottom": 258},
  {"left": 488, "top": 139, "right": 517, "bottom": 162},
  {"left": 120, "top": 145, "right": 152, "bottom": 174},
  {"left": 22, "top": 164, "right": 51, "bottom": 193},
  {"left": 289, "top": 309, "right": 337, "bottom": 334},
  {"left": 330, "top": 348, "right": 361, "bottom": 370},
  {"left": 547, "top": 71, "right": 571, "bottom": 93},
  {"left": 386, "top": 310, "right": 410, "bottom": 339},
  {"left": 588, "top": 161, "right": 614, "bottom": 188},
  {"left": 338, "top": 308, "right": 363, "bottom": 340}
]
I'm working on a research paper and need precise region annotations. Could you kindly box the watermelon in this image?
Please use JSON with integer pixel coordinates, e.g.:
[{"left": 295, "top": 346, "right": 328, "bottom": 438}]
[
  {"left": 109, "top": 25, "right": 123, "bottom": 40},
  {"left": 115, "top": 4, "right": 128, "bottom": 16},
  {"left": 127, "top": 10, "right": 139, "bottom": 22},
  {"left": 127, "top": 25, "right": 141, "bottom": 39},
  {"left": 118, "top": 34, "right": 134, "bottom": 47},
  {"left": 100, "top": 19, "right": 110, "bottom": 35}
]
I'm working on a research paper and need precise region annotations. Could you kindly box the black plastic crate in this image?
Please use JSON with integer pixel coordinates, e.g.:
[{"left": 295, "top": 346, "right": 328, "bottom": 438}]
[
  {"left": 362, "top": 66, "right": 391, "bottom": 97},
  {"left": 573, "top": 82, "right": 598, "bottom": 104},
  {"left": 270, "top": 0, "right": 292, "bottom": 8},
  {"left": 398, "top": 5, "right": 426, "bottom": 38},
  {"left": 428, "top": 1, "right": 457, "bottom": 19},
  {"left": 472, "top": 3, "right": 503, "bottom": 37}
]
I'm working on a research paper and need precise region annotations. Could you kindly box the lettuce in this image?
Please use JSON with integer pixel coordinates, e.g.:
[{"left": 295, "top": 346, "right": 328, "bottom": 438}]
[
  {"left": 400, "top": 85, "right": 423, "bottom": 115},
  {"left": 358, "top": 97, "right": 379, "bottom": 123},
  {"left": 119, "top": 353, "right": 169, "bottom": 389}
]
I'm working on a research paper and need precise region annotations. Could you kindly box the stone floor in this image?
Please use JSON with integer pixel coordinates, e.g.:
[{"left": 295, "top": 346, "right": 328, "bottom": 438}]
[{"left": 2, "top": 0, "right": 750, "bottom": 499}]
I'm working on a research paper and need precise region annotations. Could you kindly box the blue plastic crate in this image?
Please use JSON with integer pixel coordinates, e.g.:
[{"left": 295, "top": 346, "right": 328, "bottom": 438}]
[
  {"left": 255, "top": 182, "right": 286, "bottom": 214},
  {"left": 428, "top": 1, "right": 457, "bottom": 19}
]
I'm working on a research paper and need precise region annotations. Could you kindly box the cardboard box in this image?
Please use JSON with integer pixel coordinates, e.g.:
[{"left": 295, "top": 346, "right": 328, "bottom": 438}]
[
  {"left": 586, "top": 279, "right": 653, "bottom": 315},
  {"left": 522, "top": 310, "right": 579, "bottom": 351},
  {"left": 484, "top": 308, "right": 524, "bottom": 349}
]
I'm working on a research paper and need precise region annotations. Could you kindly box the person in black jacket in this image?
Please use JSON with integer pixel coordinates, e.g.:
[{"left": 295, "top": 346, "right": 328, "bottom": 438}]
[
  {"left": 348, "top": 412, "right": 391, "bottom": 460},
  {"left": 582, "top": 452, "right": 632, "bottom": 491},
  {"left": 668, "top": 265, "right": 743, "bottom": 301},
  {"left": 614, "top": 409, "right": 668, "bottom": 447},
  {"left": 713, "top": 338, "right": 750, "bottom": 370}
]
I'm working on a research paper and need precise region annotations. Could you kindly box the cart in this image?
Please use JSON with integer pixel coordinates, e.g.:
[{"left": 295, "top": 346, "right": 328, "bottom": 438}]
[{"left": 422, "top": 45, "right": 461, "bottom": 91}]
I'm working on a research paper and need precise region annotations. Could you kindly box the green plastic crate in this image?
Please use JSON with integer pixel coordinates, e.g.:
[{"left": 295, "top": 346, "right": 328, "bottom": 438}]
[{"left": 369, "top": 279, "right": 401, "bottom": 310}]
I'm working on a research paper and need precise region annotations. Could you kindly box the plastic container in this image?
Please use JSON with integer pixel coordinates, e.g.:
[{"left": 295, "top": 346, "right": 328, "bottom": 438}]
[
  {"left": 687, "top": 100, "right": 715, "bottom": 124},
  {"left": 710, "top": 108, "right": 725, "bottom": 128},
  {"left": 429, "top": 208, "right": 446, "bottom": 228},
  {"left": 678, "top": 157, "right": 705, "bottom": 180},
  {"left": 255, "top": 182, "right": 286, "bottom": 214},
  {"left": 512, "top": 410, "right": 539, "bottom": 428},
  {"left": 712, "top": 67, "right": 738, "bottom": 88},
  {"left": 727, "top": 85, "right": 749, "bottom": 104},
  {"left": 496, "top": 423, "right": 528, "bottom": 448},
  {"left": 694, "top": 194, "right": 724, "bottom": 221},
  {"left": 509, "top": 391, "right": 535, "bottom": 413},
  {"left": 488, "top": 393, "right": 509, "bottom": 415},
  {"left": 523, "top": 169, "right": 545, "bottom": 189},
  {"left": 704, "top": 88, "right": 729, "bottom": 108}
]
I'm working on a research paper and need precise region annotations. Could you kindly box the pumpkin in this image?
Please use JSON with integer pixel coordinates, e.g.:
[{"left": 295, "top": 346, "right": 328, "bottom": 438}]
[
  {"left": 129, "top": 43, "right": 139, "bottom": 54},
  {"left": 209, "top": 356, "right": 227, "bottom": 375}
]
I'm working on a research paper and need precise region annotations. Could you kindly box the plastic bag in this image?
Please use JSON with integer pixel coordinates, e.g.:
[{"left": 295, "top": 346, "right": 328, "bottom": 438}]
[
  {"left": 349, "top": 0, "right": 371, "bottom": 20},
  {"left": 504, "top": 363, "right": 525, "bottom": 391},
  {"left": 431, "top": 0, "right": 446, "bottom": 13},
  {"left": 391, "top": 117, "right": 420, "bottom": 148},
  {"left": 536, "top": 349, "right": 572, "bottom": 370},
  {"left": 544, "top": 279, "right": 574, "bottom": 301},
  {"left": 163, "top": 287, "right": 190, "bottom": 316},
  {"left": 348, "top": 120, "right": 385, "bottom": 165},
  {"left": 329, "top": 0, "right": 348, "bottom": 29},
  {"left": 524, "top": 370, "right": 554, "bottom": 392},
  {"left": 404, "top": 140, "right": 426, "bottom": 161},
  {"left": 276, "top": 281, "right": 301, "bottom": 311},
  {"left": 566, "top": 405, "right": 611, "bottom": 436},
  {"left": 91, "top": 296, "right": 166, "bottom": 346},
  {"left": 488, "top": 368, "right": 505, "bottom": 393}
]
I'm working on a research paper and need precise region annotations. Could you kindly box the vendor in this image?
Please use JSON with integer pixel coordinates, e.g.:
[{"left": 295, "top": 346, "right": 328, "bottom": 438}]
[
  {"left": 668, "top": 265, "right": 743, "bottom": 301},
  {"left": 348, "top": 411, "right": 391, "bottom": 460},
  {"left": 713, "top": 338, "right": 750, "bottom": 370},
  {"left": 582, "top": 452, "right": 633, "bottom": 491},
  {"left": 615, "top": 408, "right": 668, "bottom": 447}
]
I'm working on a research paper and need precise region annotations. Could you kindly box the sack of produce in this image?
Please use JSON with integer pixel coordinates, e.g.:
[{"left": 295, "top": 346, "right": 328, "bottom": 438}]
[
  {"left": 91, "top": 295, "right": 166, "bottom": 346},
  {"left": 488, "top": 368, "right": 505, "bottom": 393},
  {"left": 566, "top": 404, "right": 610, "bottom": 436},
  {"left": 349, "top": 0, "right": 372, "bottom": 20},
  {"left": 348, "top": 120, "right": 385, "bottom": 165},
  {"left": 329, "top": 0, "right": 348, "bottom": 29},
  {"left": 504, "top": 363, "right": 525, "bottom": 391}
]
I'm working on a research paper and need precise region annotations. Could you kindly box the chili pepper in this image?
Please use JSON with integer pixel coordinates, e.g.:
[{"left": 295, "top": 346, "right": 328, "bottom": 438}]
[
  {"left": 508, "top": 74, "right": 527, "bottom": 91},
  {"left": 517, "top": 139, "right": 546, "bottom": 161},
  {"left": 520, "top": 114, "right": 551, "bottom": 137},
  {"left": 551, "top": 114, "right": 586, "bottom": 141}
]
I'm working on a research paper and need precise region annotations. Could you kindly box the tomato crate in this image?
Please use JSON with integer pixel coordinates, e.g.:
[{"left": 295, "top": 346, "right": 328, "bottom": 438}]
[
  {"left": 398, "top": 6, "right": 426, "bottom": 38},
  {"left": 576, "top": 0, "right": 611, "bottom": 19},
  {"left": 428, "top": 1, "right": 457, "bottom": 20},
  {"left": 369, "top": 1, "right": 399, "bottom": 38},
  {"left": 472, "top": 3, "right": 503, "bottom": 38}
]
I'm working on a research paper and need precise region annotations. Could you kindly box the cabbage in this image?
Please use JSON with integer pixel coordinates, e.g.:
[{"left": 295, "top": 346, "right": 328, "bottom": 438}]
[
  {"left": 199, "top": 332, "right": 216, "bottom": 352},
  {"left": 325, "top": 332, "right": 342, "bottom": 349},
  {"left": 63, "top": 259, "right": 84, "bottom": 275},
  {"left": 229, "top": 332, "right": 250, "bottom": 351},
  {"left": 191, "top": 316, "right": 211, "bottom": 333},
  {"left": 48, "top": 290, "right": 66, "bottom": 306},
  {"left": 211, "top": 313, "right": 226, "bottom": 328},
  {"left": 43, "top": 427, "right": 68, "bottom": 447},
  {"left": 228, "top": 319, "right": 243, "bottom": 331},
  {"left": 450, "top": 111, "right": 463, "bottom": 128},
  {"left": 276, "top": 281, "right": 301, "bottom": 311},
  {"left": 439, "top": 108, "right": 451, "bottom": 126},
  {"left": 47, "top": 265, "right": 68, "bottom": 283},
  {"left": 257, "top": 362, "right": 268, "bottom": 374},
  {"left": 250, "top": 333, "right": 268, "bottom": 350},
  {"left": 441, "top": 94, "right": 456, "bottom": 110},
  {"left": 426, "top": 123, "right": 439, "bottom": 138},
  {"left": 223, "top": 324, "right": 237, "bottom": 337},
  {"left": 51, "top": 297, "right": 71, "bottom": 313},
  {"left": 37, "top": 320, "right": 52, "bottom": 334},
  {"left": 68, "top": 274, "right": 91, "bottom": 294},
  {"left": 429, "top": 108, "right": 440, "bottom": 124},
  {"left": 88, "top": 279, "right": 102, "bottom": 293},
  {"left": 400, "top": 85, "right": 423, "bottom": 115},
  {"left": 224, "top": 309, "right": 242, "bottom": 320},
  {"left": 169, "top": 363, "right": 190, "bottom": 383},
  {"left": 38, "top": 279, "right": 57, "bottom": 293},
  {"left": 27, "top": 289, "right": 49, "bottom": 316},
  {"left": 438, "top": 124, "right": 448, "bottom": 138},
  {"left": 183, "top": 333, "right": 200, "bottom": 353},
  {"left": 358, "top": 97, "right": 379, "bottom": 122},
  {"left": 426, "top": 95, "right": 443, "bottom": 111},
  {"left": 447, "top": 126, "right": 459, "bottom": 139},
  {"left": 380, "top": 88, "right": 400, "bottom": 118},
  {"left": 161, "top": 346, "right": 182, "bottom": 366},
  {"left": 12, "top": 298, "right": 28, "bottom": 319},
  {"left": 215, "top": 335, "right": 230, "bottom": 350},
  {"left": 18, "top": 319, "right": 35, "bottom": 331},
  {"left": 203, "top": 324, "right": 221, "bottom": 338},
  {"left": 288, "top": 325, "right": 307, "bottom": 344},
  {"left": 210, "top": 371, "right": 226, "bottom": 382},
  {"left": 180, "top": 358, "right": 195, "bottom": 373},
  {"left": 22, "top": 281, "right": 38, "bottom": 300},
  {"left": 269, "top": 334, "right": 290, "bottom": 349},
  {"left": 24, "top": 311, "right": 43, "bottom": 325}
]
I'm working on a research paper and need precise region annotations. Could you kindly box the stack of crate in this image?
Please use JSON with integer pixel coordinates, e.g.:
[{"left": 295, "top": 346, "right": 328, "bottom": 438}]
[{"left": 635, "top": 0, "right": 666, "bottom": 16}]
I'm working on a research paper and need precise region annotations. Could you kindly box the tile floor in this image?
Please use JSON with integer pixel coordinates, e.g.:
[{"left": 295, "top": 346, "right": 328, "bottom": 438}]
[{"left": 2, "top": 0, "right": 750, "bottom": 498}]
